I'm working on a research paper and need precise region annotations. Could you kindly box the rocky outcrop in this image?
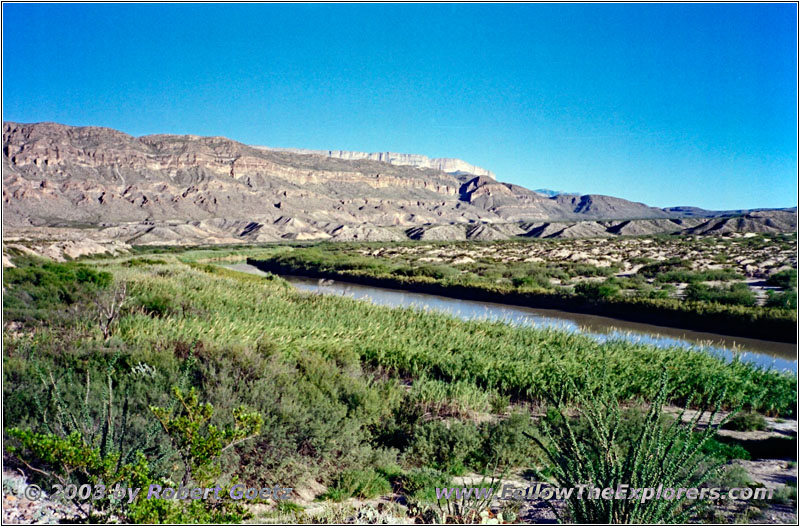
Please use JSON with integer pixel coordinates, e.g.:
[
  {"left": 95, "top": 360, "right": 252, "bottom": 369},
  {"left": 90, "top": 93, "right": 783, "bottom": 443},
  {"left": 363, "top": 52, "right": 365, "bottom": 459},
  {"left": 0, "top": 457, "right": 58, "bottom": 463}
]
[
  {"left": 406, "top": 224, "right": 467, "bottom": 241},
  {"left": 3, "top": 122, "right": 795, "bottom": 245},
  {"left": 466, "top": 224, "right": 508, "bottom": 241},
  {"left": 258, "top": 147, "right": 496, "bottom": 180},
  {"left": 684, "top": 211, "right": 798, "bottom": 235},
  {"left": 552, "top": 194, "right": 671, "bottom": 220}
]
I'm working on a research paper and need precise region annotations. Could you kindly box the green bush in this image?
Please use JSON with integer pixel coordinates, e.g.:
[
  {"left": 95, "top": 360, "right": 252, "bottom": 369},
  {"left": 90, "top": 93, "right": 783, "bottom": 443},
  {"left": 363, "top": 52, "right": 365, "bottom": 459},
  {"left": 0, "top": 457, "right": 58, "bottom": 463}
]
[
  {"left": 638, "top": 257, "right": 689, "bottom": 278},
  {"left": 396, "top": 467, "right": 452, "bottom": 501},
  {"left": 6, "top": 385, "right": 260, "bottom": 523},
  {"left": 654, "top": 268, "right": 742, "bottom": 284},
  {"left": 574, "top": 280, "right": 620, "bottom": 300},
  {"left": 137, "top": 293, "right": 176, "bottom": 317},
  {"left": 3, "top": 258, "right": 112, "bottom": 322},
  {"left": 685, "top": 282, "right": 756, "bottom": 307},
  {"left": 512, "top": 273, "right": 553, "bottom": 290},
  {"left": 123, "top": 258, "right": 166, "bottom": 267},
  {"left": 394, "top": 265, "right": 459, "bottom": 280},
  {"left": 766, "top": 269, "right": 798, "bottom": 289},
  {"left": 765, "top": 289, "right": 797, "bottom": 310},
  {"left": 407, "top": 420, "right": 483, "bottom": 475},
  {"left": 721, "top": 411, "right": 768, "bottom": 432},
  {"left": 321, "top": 468, "right": 392, "bottom": 501},
  {"left": 474, "top": 412, "right": 541, "bottom": 469},
  {"left": 565, "top": 263, "right": 617, "bottom": 278},
  {"left": 700, "top": 437, "right": 751, "bottom": 461},
  {"left": 532, "top": 374, "right": 731, "bottom": 523}
]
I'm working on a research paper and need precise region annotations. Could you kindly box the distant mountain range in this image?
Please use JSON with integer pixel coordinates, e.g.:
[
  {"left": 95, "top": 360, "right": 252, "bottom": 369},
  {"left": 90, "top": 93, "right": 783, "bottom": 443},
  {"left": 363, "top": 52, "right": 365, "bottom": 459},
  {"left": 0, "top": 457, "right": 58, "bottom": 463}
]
[{"left": 2, "top": 122, "right": 796, "bottom": 245}]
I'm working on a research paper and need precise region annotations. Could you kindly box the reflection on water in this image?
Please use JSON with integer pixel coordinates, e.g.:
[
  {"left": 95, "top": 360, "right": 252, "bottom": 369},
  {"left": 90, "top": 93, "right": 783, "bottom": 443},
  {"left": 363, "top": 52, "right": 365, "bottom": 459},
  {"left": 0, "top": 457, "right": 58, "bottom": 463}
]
[{"left": 224, "top": 263, "right": 798, "bottom": 373}]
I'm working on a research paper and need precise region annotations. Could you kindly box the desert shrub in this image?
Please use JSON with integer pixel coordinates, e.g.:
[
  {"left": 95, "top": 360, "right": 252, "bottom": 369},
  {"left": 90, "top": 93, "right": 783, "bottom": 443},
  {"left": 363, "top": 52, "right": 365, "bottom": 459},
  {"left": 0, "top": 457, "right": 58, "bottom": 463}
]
[
  {"left": 512, "top": 273, "right": 553, "bottom": 289},
  {"left": 700, "top": 437, "right": 751, "bottom": 461},
  {"left": 394, "top": 265, "right": 459, "bottom": 280},
  {"left": 574, "top": 280, "right": 620, "bottom": 300},
  {"left": 3, "top": 258, "right": 112, "bottom": 322},
  {"left": 321, "top": 468, "right": 392, "bottom": 501},
  {"left": 655, "top": 268, "right": 742, "bottom": 284},
  {"left": 122, "top": 258, "right": 166, "bottom": 267},
  {"left": 396, "top": 467, "right": 452, "bottom": 501},
  {"left": 404, "top": 413, "right": 541, "bottom": 476},
  {"left": 406, "top": 420, "right": 483, "bottom": 475},
  {"left": 532, "top": 374, "right": 730, "bottom": 523},
  {"left": 772, "top": 482, "right": 797, "bottom": 505},
  {"left": 710, "top": 463, "right": 754, "bottom": 490},
  {"left": 6, "top": 385, "right": 260, "bottom": 523},
  {"left": 685, "top": 282, "right": 756, "bottom": 307},
  {"left": 766, "top": 269, "right": 798, "bottom": 289},
  {"left": 474, "top": 412, "right": 541, "bottom": 469},
  {"left": 136, "top": 293, "right": 176, "bottom": 317},
  {"left": 605, "top": 275, "right": 648, "bottom": 290},
  {"left": 722, "top": 411, "right": 768, "bottom": 432},
  {"left": 563, "top": 263, "right": 617, "bottom": 278},
  {"left": 638, "top": 257, "right": 689, "bottom": 278},
  {"left": 150, "top": 386, "right": 263, "bottom": 486},
  {"left": 211, "top": 348, "right": 402, "bottom": 488},
  {"left": 765, "top": 289, "right": 797, "bottom": 310}
]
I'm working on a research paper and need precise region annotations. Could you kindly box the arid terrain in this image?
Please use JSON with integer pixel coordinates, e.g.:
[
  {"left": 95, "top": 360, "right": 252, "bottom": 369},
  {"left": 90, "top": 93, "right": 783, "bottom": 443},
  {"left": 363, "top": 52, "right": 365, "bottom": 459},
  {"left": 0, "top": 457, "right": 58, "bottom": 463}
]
[
  {"left": 2, "top": 122, "right": 797, "bottom": 525},
  {"left": 348, "top": 234, "right": 797, "bottom": 305},
  {"left": 3, "top": 122, "right": 796, "bottom": 247}
]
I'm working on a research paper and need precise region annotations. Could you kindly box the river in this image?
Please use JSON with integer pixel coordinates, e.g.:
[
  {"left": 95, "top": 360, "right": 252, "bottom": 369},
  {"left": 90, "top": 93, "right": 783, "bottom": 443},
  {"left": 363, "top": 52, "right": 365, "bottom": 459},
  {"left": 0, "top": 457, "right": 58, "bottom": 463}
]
[{"left": 224, "top": 262, "right": 797, "bottom": 373}]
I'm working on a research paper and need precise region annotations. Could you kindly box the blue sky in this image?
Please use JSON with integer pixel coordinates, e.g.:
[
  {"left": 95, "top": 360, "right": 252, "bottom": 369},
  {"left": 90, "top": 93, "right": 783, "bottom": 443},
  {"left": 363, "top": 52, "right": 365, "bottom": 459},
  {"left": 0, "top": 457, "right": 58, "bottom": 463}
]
[{"left": 3, "top": 3, "right": 796, "bottom": 210}]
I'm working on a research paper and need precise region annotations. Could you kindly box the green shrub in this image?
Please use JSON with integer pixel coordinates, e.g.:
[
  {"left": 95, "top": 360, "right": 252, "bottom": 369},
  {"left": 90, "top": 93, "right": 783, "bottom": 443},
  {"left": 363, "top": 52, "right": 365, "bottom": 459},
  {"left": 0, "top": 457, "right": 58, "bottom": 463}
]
[
  {"left": 766, "top": 269, "right": 798, "bottom": 289},
  {"left": 654, "top": 268, "right": 742, "bottom": 284},
  {"left": 137, "top": 293, "right": 176, "bottom": 317},
  {"left": 321, "top": 468, "right": 392, "bottom": 501},
  {"left": 407, "top": 420, "right": 483, "bottom": 475},
  {"left": 512, "top": 273, "right": 552, "bottom": 290},
  {"left": 532, "top": 374, "right": 730, "bottom": 523},
  {"left": 6, "top": 385, "right": 260, "bottom": 523},
  {"left": 475, "top": 412, "right": 541, "bottom": 469},
  {"left": 685, "top": 282, "right": 756, "bottom": 307},
  {"left": 772, "top": 482, "right": 797, "bottom": 505},
  {"left": 766, "top": 289, "right": 797, "bottom": 310},
  {"left": 721, "top": 411, "right": 768, "bottom": 432},
  {"left": 3, "top": 258, "right": 113, "bottom": 322},
  {"left": 574, "top": 280, "right": 620, "bottom": 300},
  {"left": 700, "top": 437, "right": 751, "bottom": 461},
  {"left": 396, "top": 467, "right": 452, "bottom": 501},
  {"left": 565, "top": 263, "right": 617, "bottom": 278},
  {"left": 638, "top": 258, "right": 689, "bottom": 278},
  {"left": 123, "top": 258, "right": 166, "bottom": 267},
  {"left": 394, "top": 265, "right": 459, "bottom": 280}
]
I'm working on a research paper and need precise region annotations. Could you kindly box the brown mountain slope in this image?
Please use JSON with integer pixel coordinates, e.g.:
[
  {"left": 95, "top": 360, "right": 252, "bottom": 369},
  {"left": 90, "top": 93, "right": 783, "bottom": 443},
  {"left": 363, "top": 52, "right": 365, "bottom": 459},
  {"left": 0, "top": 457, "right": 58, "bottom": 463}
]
[{"left": 2, "top": 122, "right": 795, "bottom": 244}]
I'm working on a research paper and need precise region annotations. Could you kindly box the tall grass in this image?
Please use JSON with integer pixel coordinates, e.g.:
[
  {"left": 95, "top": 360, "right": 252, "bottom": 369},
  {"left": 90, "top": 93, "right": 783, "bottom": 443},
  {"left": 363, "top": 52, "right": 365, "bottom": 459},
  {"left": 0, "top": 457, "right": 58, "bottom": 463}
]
[{"left": 109, "top": 260, "right": 794, "bottom": 415}]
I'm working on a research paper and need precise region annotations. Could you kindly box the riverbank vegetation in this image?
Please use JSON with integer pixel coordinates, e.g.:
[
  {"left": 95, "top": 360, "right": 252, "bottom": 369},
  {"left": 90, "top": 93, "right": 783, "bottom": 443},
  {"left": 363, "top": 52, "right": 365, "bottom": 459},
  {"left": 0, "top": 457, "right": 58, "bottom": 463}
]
[
  {"left": 3, "top": 249, "right": 796, "bottom": 523},
  {"left": 248, "top": 233, "right": 797, "bottom": 342}
]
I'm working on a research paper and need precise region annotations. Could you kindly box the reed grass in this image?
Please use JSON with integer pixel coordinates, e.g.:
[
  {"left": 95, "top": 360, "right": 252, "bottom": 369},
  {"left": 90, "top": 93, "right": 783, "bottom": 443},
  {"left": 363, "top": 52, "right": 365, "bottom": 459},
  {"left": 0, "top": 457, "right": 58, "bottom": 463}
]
[{"left": 106, "top": 259, "right": 794, "bottom": 416}]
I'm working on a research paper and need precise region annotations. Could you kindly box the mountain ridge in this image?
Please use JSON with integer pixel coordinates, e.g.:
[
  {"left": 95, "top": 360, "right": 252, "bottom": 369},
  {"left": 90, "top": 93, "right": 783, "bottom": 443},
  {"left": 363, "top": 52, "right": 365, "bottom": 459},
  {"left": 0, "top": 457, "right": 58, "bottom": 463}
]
[
  {"left": 3, "top": 121, "right": 795, "bottom": 245},
  {"left": 255, "top": 146, "right": 497, "bottom": 180}
]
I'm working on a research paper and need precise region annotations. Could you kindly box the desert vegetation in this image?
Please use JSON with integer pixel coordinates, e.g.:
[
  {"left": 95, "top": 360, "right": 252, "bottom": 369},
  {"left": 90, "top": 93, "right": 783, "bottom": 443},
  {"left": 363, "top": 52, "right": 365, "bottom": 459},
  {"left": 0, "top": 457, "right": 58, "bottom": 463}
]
[
  {"left": 249, "top": 233, "right": 797, "bottom": 341},
  {"left": 2, "top": 248, "right": 796, "bottom": 523}
]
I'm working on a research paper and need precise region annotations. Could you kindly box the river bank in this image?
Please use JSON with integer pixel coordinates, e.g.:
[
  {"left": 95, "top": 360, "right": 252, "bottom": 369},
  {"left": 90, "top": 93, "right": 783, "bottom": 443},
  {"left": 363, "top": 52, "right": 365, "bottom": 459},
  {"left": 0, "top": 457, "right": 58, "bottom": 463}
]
[{"left": 247, "top": 257, "right": 797, "bottom": 344}]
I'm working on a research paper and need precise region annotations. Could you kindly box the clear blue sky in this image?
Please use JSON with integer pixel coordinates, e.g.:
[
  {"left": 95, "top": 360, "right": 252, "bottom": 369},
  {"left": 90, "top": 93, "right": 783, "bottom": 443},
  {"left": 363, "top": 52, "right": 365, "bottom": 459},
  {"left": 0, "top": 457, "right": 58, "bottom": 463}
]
[{"left": 3, "top": 3, "right": 797, "bottom": 210}]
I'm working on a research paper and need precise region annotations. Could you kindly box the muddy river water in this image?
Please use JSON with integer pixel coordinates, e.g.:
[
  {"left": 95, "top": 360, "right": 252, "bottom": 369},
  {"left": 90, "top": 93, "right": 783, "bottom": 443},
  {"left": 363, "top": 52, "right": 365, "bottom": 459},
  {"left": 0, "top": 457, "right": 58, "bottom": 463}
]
[{"left": 224, "top": 263, "right": 797, "bottom": 373}]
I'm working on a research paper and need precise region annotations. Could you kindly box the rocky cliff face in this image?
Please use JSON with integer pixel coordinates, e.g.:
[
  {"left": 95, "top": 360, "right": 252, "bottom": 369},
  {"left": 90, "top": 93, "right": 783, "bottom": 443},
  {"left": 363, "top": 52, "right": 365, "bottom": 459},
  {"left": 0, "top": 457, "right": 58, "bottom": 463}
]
[
  {"left": 257, "top": 147, "right": 496, "bottom": 180},
  {"left": 3, "top": 122, "right": 795, "bottom": 245}
]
